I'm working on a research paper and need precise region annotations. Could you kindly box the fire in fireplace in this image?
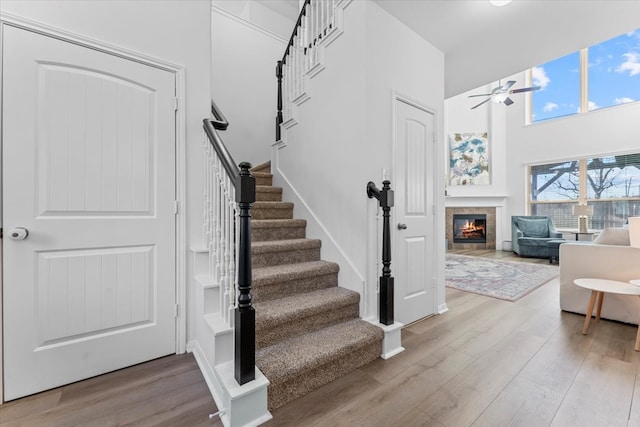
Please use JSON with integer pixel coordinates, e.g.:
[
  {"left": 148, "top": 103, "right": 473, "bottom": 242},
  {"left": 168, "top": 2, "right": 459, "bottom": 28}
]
[{"left": 453, "top": 214, "right": 487, "bottom": 243}]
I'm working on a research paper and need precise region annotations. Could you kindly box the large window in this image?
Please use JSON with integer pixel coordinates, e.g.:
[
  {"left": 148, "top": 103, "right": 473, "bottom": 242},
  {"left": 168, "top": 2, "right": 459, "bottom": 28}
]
[
  {"left": 529, "top": 153, "right": 640, "bottom": 229},
  {"left": 531, "top": 52, "right": 580, "bottom": 122},
  {"left": 532, "top": 28, "right": 640, "bottom": 122}
]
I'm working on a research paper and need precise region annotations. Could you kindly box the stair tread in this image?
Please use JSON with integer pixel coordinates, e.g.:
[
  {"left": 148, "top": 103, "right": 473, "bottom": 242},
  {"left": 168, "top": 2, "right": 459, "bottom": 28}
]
[
  {"left": 252, "top": 238, "right": 321, "bottom": 253},
  {"left": 256, "top": 318, "right": 383, "bottom": 383},
  {"left": 252, "top": 172, "right": 273, "bottom": 178},
  {"left": 254, "top": 287, "right": 358, "bottom": 325},
  {"left": 252, "top": 219, "right": 306, "bottom": 228},
  {"left": 253, "top": 260, "right": 338, "bottom": 284}
]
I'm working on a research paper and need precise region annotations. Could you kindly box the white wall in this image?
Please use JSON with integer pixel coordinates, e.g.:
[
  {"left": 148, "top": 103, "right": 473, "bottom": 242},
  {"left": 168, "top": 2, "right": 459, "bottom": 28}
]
[
  {"left": 213, "top": 0, "right": 298, "bottom": 40},
  {"left": 275, "top": 0, "right": 446, "bottom": 318},
  {"left": 0, "top": 0, "right": 211, "bottom": 394},
  {"left": 211, "top": 5, "right": 289, "bottom": 166},
  {"left": 446, "top": 69, "right": 640, "bottom": 242}
]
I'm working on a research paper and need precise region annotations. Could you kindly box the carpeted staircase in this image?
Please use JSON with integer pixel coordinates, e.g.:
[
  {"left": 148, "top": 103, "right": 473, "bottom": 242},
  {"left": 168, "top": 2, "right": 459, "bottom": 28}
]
[{"left": 250, "top": 162, "right": 383, "bottom": 410}]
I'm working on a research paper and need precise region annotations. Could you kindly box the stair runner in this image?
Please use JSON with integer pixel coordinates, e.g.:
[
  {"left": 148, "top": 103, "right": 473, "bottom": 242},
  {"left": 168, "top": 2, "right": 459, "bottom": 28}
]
[{"left": 250, "top": 162, "right": 383, "bottom": 410}]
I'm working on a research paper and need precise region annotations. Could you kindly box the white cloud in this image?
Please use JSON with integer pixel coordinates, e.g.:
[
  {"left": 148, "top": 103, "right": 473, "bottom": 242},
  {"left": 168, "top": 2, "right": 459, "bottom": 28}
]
[
  {"left": 588, "top": 101, "right": 599, "bottom": 111},
  {"left": 615, "top": 97, "right": 635, "bottom": 104},
  {"left": 616, "top": 52, "right": 640, "bottom": 76},
  {"left": 543, "top": 102, "right": 558, "bottom": 112},
  {"left": 532, "top": 66, "right": 550, "bottom": 89}
]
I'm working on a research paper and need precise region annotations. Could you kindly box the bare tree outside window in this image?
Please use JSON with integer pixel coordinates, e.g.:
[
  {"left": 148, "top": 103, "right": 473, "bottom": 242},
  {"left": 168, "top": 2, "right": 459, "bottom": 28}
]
[{"left": 529, "top": 153, "right": 640, "bottom": 229}]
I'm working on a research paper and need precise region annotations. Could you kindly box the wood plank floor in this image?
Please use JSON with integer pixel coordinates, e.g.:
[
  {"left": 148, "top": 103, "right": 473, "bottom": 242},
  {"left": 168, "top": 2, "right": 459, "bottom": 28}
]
[
  {"left": 266, "top": 249, "right": 640, "bottom": 426},
  {"left": 2, "top": 249, "right": 638, "bottom": 426},
  {"left": 0, "top": 353, "right": 223, "bottom": 427}
]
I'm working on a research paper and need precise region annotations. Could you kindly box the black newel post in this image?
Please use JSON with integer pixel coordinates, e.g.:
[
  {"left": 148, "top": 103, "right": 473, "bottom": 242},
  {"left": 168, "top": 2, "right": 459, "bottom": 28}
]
[
  {"left": 276, "top": 61, "right": 283, "bottom": 141},
  {"left": 235, "top": 162, "right": 256, "bottom": 385},
  {"left": 367, "top": 180, "right": 395, "bottom": 326}
]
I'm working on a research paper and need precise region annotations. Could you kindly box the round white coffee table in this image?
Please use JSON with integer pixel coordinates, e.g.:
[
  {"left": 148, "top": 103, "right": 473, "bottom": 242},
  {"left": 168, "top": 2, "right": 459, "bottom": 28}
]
[{"left": 574, "top": 278, "right": 640, "bottom": 351}]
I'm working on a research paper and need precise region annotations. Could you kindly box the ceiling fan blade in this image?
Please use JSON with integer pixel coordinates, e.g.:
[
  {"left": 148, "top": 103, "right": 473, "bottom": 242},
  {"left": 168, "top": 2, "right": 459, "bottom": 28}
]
[
  {"left": 471, "top": 97, "right": 492, "bottom": 109},
  {"left": 468, "top": 94, "right": 492, "bottom": 98},
  {"left": 503, "top": 97, "right": 514, "bottom": 106},
  {"left": 510, "top": 85, "right": 542, "bottom": 94},
  {"left": 502, "top": 80, "right": 516, "bottom": 91}
]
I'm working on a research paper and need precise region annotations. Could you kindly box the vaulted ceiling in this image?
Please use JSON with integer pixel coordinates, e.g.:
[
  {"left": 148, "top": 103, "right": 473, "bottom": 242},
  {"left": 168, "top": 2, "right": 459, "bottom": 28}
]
[{"left": 373, "top": 0, "right": 640, "bottom": 98}]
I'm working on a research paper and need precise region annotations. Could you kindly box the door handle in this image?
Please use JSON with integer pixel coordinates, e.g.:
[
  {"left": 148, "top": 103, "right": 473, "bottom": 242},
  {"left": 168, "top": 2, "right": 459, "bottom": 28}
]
[
  {"left": 9, "top": 227, "right": 29, "bottom": 240},
  {"left": 397, "top": 223, "right": 407, "bottom": 230}
]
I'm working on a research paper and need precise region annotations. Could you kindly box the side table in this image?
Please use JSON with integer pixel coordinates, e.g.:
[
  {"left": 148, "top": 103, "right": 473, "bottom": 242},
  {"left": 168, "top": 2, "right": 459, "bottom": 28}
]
[{"left": 574, "top": 278, "right": 640, "bottom": 351}]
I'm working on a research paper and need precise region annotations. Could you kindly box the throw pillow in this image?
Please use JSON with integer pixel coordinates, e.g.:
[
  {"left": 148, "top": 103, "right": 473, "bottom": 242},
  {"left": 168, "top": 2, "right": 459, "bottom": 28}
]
[
  {"left": 593, "top": 227, "right": 630, "bottom": 246},
  {"left": 516, "top": 218, "right": 549, "bottom": 238}
]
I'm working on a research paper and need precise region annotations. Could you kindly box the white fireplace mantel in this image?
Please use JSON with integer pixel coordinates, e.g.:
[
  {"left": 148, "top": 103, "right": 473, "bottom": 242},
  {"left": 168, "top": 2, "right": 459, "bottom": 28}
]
[{"left": 445, "top": 195, "right": 508, "bottom": 208}]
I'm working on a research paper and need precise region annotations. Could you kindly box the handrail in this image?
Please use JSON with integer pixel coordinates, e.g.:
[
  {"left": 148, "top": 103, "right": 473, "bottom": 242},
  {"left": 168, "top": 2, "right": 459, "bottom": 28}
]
[
  {"left": 203, "top": 118, "right": 239, "bottom": 184},
  {"left": 202, "top": 100, "right": 256, "bottom": 386},
  {"left": 367, "top": 180, "right": 395, "bottom": 326},
  {"left": 276, "top": 0, "right": 337, "bottom": 141},
  {"left": 282, "top": 0, "right": 311, "bottom": 64},
  {"left": 211, "top": 99, "right": 229, "bottom": 131}
]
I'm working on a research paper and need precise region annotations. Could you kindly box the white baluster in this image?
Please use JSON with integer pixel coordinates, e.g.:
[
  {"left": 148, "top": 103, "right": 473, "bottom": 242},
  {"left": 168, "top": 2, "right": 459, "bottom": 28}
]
[
  {"left": 226, "top": 193, "right": 235, "bottom": 323},
  {"left": 220, "top": 175, "right": 228, "bottom": 323},
  {"left": 293, "top": 35, "right": 298, "bottom": 99},
  {"left": 203, "top": 140, "right": 209, "bottom": 248},
  {"left": 302, "top": 7, "right": 309, "bottom": 73},
  {"left": 320, "top": 0, "right": 325, "bottom": 38}
]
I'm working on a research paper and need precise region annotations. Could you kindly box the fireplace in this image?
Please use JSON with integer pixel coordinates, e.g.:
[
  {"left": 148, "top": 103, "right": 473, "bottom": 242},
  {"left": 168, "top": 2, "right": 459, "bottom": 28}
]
[{"left": 453, "top": 214, "right": 487, "bottom": 243}]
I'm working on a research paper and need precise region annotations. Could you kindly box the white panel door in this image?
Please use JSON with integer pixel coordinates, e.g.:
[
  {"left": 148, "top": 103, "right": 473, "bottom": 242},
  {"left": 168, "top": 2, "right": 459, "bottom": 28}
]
[
  {"left": 2, "top": 26, "right": 176, "bottom": 400},
  {"left": 394, "top": 99, "right": 436, "bottom": 325}
]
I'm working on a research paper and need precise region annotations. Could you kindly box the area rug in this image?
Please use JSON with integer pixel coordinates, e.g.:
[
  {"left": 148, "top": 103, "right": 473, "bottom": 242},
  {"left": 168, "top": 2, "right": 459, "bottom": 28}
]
[{"left": 445, "top": 254, "right": 559, "bottom": 302}]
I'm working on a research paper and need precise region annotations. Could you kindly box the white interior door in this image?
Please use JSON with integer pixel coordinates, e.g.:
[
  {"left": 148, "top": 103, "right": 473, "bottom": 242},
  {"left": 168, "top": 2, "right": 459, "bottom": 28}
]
[
  {"left": 2, "top": 26, "right": 177, "bottom": 400},
  {"left": 394, "top": 98, "right": 436, "bottom": 325}
]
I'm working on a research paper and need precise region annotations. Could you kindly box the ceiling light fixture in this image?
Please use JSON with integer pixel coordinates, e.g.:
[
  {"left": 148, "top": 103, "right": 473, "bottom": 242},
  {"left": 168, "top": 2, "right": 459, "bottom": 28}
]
[{"left": 490, "top": 0, "right": 512, "bottom": 6}]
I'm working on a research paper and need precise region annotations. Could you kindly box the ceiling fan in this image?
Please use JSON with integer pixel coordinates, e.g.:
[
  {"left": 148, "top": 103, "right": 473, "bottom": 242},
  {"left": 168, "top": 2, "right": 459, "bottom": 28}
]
[{"left": 468, "top": 80, "right": 541, "bottom": 109}]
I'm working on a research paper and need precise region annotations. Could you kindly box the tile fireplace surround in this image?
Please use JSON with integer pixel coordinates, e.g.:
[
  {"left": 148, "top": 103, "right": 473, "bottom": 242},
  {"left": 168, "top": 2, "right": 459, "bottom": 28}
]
[{"left": 446, "top": 207, "right": 496, "bottom": 250}]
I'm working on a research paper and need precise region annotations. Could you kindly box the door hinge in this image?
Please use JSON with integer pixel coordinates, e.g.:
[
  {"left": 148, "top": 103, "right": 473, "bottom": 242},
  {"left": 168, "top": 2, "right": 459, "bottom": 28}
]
[
  {"left": 0, "top": 228, "right": 3, "bottom": 239},
  {"left": 173, "top": 97, "right": 179, "bottom": 111},
  {"left": 174, "top": 200, "right": 179, "bottom": 214},
  {"left": 175, "top": 304, "right": 180, "bottom": 317}
]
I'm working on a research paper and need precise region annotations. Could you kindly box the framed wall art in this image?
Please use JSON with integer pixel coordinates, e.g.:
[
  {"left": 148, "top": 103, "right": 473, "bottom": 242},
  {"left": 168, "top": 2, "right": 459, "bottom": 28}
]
[{"left": 449, "top": 132, "right": 490, "bottom": 185}]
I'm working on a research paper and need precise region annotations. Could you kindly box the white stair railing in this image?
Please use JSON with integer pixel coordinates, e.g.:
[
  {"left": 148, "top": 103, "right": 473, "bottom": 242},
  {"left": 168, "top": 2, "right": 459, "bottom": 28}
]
[
  {"left": 203, "top": 139, "right": 237, "bottom": 325},
  {"left": 203, "top": 100, "right": 257, "bottom": 385},
  {"left": 276, "top": 0, "right": 341, "bottom": 139}
]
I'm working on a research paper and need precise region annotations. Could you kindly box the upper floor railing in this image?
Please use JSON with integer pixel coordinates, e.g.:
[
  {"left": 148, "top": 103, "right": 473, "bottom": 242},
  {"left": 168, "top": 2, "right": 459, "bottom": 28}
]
[{"left": 276, "top": 0, "right": 338, "bottom": 140}]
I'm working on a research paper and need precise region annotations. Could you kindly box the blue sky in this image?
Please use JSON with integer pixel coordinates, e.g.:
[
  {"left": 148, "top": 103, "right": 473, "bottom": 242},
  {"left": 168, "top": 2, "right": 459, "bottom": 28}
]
[{"left": 532, "top": 29, "right": 640, "bottom": 122}]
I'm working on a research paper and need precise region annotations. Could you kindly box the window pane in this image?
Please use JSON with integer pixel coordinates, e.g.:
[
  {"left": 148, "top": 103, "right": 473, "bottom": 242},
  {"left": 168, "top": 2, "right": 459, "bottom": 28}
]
[
  {"left": 530, "top": 161, "right": 579, "bottom": 201},
  {"left": 590, "top": 199, "right": 640, "bottom": 229},
  {"left": 588, "top": 29, "right": 640, "bottom": 111},
  {"left": 586, "top": 154, "right": 640, "bottom": 199},
  {"left": 530, "top": 202, "right": 577, "bottom": 229},
  {"left": 532, "top": 51, "right": 581, "bottom": 122}
]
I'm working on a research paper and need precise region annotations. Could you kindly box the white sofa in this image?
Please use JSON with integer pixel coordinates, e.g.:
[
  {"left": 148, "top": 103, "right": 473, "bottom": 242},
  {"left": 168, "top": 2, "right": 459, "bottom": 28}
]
[{"left": 560, "top": 241, "right": 640, "bottom": 325}]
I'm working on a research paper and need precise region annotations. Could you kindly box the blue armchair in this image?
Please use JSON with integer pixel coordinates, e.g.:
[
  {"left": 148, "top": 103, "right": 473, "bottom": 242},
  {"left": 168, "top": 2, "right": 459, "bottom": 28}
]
[{"left": 512, "top": 216, "right": 562, "bottom": 258}]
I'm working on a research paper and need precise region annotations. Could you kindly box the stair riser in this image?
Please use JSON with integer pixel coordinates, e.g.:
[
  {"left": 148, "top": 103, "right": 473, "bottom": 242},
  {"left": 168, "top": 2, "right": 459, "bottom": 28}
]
[
  {"left": 256, "top": 303, "right": 359, "bottom": 350},
  {"left": 255, "top": 191, "right": 282, "bottom": 202},
  {"left": 252, "top": 247, "right": 320, "bottom": 268},
  {"left": 252, "top": 226, "right": 306, "bottom": 242},
  {"left": 255, "top": 175, "right": 272, "bottom": 186},
  {"left": 266, "top": 340, "right": 382, "bottom": 410},
  {"left": 252, "top": 272, "right": 338, "bottom": 303},
  {"left": 252, "top": 207, "right": 293, "bottom": 220}
]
